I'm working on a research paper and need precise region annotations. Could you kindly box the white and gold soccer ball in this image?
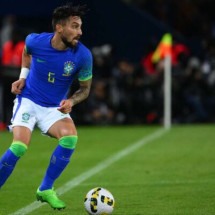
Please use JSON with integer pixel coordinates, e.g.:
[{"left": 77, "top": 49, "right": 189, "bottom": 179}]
[{"left": 84, "top": 187, "right": 115, "bottom": 215}]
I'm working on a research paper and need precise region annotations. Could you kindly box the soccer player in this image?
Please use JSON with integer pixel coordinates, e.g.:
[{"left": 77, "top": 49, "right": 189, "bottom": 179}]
[{"left": 0, "top": 3, "right": 92, "bottom": 210}]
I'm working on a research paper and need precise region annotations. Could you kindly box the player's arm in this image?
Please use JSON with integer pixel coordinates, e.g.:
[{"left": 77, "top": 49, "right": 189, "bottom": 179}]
[
  {"left": 69, "top": 78, "right": 92, "bottom": 106},
  {"left": 21, "top": 46, "right": 31, "bottom": 70},
  {"left": 11, "top": 46, "right": 32, "bottom": 94},
  {"left": 57, "top": 79, "right": 92, "bottom": 114}
]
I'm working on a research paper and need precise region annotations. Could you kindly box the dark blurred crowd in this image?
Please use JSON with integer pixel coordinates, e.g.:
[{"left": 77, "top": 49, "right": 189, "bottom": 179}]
[
  {"left": 0, "top": 15, "right": 26, "bottom": 130},
  {"left": 1, "top": 0, "right": 215, "bottom": 129},
  {"left": 77, "top": 41, "right": 215, "bottom": 125},
  {"left": 74, "top": 0, "right": 215, "bottom": 125},
  {"left": 126, "top": 0, "right": 215, "bottom": 41}
]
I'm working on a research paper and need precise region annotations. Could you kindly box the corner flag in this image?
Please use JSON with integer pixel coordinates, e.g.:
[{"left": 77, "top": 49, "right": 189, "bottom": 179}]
[
  {"left": 152, "top": 33, "right": 172, "bottom": 63},
  {"left": 152, "top": 33, "right": 173, "bottom": 129}
]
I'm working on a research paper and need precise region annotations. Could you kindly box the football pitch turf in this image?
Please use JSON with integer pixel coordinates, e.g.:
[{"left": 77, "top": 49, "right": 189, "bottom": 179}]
[{"left": 0, "top": 125, "right": 215, "bottom": 215}]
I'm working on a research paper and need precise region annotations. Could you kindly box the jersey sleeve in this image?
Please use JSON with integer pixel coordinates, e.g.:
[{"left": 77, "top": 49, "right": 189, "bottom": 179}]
[
  {"left": 25, "top": 33, "right": 38, "bottom": 55},
  {"left": 78, "top": 49, "right": 93, "bottom": 81}
]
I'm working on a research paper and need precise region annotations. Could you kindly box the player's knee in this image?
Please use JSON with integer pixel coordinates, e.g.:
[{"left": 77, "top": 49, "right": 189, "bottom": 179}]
[
  {"left": 9, "top": 141, "right": 28, "bottom": 157},
  {"left": 59, "top": 135, "right": 78, "bottom": 149}
]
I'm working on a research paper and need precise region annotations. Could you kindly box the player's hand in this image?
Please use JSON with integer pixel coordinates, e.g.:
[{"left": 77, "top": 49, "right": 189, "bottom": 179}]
[
  {"left": 11, "top": 79, "right": 26, "bottom": 95},
  {"left": 57, "top": 99, "right": 73, "bottom": 114}
]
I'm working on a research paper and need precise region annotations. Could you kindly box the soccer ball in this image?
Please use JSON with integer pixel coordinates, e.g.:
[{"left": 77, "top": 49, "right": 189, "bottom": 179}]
[{"left": 84, "top": 187, "right": 115, "bottom": 215}]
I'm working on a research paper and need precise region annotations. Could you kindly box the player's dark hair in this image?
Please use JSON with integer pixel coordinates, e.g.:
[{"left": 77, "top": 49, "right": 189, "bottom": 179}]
[{"left": 52, "top": 3, "right": 87, "bottom": 31}]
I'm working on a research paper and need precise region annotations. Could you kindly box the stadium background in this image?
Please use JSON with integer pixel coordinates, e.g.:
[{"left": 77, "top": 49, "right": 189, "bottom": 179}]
[{"left": 0, "top": 0, "right": 215, "bottom": 128}]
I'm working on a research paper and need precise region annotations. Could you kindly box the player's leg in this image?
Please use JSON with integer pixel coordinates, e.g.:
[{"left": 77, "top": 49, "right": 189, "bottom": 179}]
[
  {"left": 36, "top": 115, "right": 77, "bottom": 209},
  {"left": 0, "top": 126, "right": 31, "bottom": 188},
  {"left": 0, "top": 97, "right": 35, "bottom": 188},
  {"left": 39, "top": 118, "right": 77, "bottom": 190}
]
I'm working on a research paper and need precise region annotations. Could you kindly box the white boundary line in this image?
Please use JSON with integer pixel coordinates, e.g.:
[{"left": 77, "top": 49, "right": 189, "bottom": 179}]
[{"left": 10, "top": 128, "right": 167, "bottom": 215}]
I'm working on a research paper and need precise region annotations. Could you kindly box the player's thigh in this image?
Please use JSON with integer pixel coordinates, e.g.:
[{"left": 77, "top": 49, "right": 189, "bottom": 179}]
[
  {"left": 47, "top": 118, "right": 77, "bottom": 139},
  {"left": 12, "top": 126, "right": 32, "bottom": 145},
  {"left": 37, "top": 107, "right": 76, "bottom": 138}
]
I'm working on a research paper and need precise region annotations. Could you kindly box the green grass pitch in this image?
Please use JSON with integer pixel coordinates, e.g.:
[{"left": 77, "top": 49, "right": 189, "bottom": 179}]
[{"left": 0, "top": 125, "right": 215, "bottom": 215}]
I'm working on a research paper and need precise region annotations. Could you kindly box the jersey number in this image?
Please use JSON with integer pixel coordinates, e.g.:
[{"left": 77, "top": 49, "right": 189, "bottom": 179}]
[{"left": 48, "top": 72, "right": 55, "bottom": 83}]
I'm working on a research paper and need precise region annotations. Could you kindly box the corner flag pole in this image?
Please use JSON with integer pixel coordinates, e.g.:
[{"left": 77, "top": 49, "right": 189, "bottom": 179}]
[
  {"left": 152, "top": 33, "right": 172, "bottom": 129},
  {"left": 164, "top": 54, "right": 171, "bottom": 129}
]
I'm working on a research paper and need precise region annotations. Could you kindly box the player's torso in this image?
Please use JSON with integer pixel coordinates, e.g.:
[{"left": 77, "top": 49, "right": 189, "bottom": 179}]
[
  {"left": 23, "top": 33, "right": 82, "bottom": 106},
  {"left": 31, "top": 48, "right": 79, "bottom": 86}
]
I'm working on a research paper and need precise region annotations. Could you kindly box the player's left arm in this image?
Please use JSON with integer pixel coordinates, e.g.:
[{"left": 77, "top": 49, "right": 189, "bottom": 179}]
[
  {"left": 70, "top": 78, "right": 92, "bottom": 106},
  {"left": 57, "top": 78, "right": 92, "bottom": 114}
]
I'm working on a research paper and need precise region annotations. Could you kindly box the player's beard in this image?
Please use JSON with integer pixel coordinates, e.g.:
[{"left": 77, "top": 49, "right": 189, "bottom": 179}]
[{"left": 61, "top": 35, "right": 79, "bottom": 48}]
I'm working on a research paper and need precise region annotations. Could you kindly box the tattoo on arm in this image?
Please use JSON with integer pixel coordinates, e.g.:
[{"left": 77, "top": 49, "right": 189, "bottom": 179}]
[{"left": 69, "top": 79, "right": 92, "bottom": 106}]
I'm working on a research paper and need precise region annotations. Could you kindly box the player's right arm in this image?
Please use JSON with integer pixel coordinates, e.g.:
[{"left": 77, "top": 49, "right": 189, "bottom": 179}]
[
  {"left": 21, "top": 46, "right": 31, "bottom": 69},
  {"left": 11, "top": 46, "right": 32, "bottom": 95}
]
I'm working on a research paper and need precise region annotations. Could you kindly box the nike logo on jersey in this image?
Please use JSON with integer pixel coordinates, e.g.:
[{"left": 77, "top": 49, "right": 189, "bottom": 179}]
[{"left": 36, "top": 58, "right": 46, "bottom": 63}]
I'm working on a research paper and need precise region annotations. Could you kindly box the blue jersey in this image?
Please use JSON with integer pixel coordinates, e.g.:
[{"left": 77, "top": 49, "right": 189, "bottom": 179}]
[{"left": 19, "top": 32, "right": 93, "bottom": 107}]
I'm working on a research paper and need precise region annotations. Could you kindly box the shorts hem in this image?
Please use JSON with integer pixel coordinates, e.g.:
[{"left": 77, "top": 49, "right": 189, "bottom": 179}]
[
  {"left": 41, "top": 115, "right": 71, "bottom": 135},
  {"left": 9, "top": 124, "right": 34, "bottom": 132}
]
